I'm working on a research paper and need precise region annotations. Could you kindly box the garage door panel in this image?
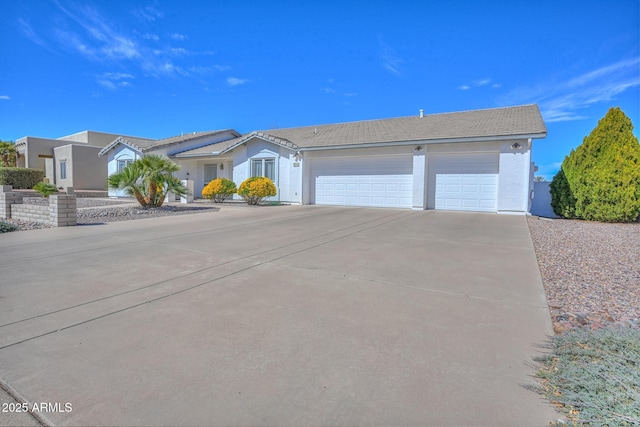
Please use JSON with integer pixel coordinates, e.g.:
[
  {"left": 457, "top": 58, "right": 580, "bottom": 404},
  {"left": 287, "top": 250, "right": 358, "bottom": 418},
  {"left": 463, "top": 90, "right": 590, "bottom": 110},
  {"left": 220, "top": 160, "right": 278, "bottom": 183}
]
[
  {"left": 313, "top": 156, "right": 413, "bottom": 208},
  {"left": 429, "top": 153, "right": 498, "bottom": 212}
]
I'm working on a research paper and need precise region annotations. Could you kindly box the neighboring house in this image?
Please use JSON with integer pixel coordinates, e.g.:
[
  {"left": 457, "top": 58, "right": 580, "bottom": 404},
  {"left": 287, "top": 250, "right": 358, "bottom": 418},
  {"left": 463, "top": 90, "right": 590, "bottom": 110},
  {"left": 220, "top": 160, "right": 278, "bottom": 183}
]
[
  {"left": 98, "top": 130, "right": 240, "bottom": 197},
  {"left": 167, "top": 104, "right": 547, "bottom": 213},
  {"left": 14, "top": 131, "right": 141, "bottom": 190}
]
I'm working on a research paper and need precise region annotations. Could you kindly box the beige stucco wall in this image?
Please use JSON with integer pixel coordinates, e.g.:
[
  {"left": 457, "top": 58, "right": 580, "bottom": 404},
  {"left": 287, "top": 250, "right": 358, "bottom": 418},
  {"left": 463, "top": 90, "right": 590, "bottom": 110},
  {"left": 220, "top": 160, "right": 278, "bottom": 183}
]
[
  {"left": 53, "top": 145, "right": 107, "bottom": 190},
  {"left": 15, "top": 137, "right": 61, "bottom": 170},
  {"left": 59, "top": 131, "right": 124, "bottom": 147}
]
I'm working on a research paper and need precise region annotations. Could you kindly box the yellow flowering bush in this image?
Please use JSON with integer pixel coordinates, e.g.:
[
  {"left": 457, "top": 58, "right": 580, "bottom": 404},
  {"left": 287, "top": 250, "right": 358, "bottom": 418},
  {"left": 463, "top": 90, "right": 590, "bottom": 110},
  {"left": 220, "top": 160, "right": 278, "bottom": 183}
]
[
  {"left": 202, "top": 178, "right": 237, "bottom": 203},
  {"left": 238, "top": 176, "right": 277, "bottom": 205}
]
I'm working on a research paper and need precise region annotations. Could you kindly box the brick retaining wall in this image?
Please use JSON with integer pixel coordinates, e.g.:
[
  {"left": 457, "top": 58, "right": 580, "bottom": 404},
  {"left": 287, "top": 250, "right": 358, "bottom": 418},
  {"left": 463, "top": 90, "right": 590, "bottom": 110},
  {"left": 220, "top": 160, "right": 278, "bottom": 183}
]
[
  {"left": 0, "top": 185, "right": 77, "bottom": 227},
  {"left": 11, "top": 204, "right": 50, "bottom": 223}
]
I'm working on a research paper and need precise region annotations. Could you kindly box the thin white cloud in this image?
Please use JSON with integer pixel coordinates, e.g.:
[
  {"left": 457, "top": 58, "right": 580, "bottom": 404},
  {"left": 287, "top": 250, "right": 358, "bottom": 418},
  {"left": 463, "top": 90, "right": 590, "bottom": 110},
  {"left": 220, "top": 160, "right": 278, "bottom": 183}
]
[
  {"left": 344, "top": 92, "right": 358, "bottom": 97},
  {"left": 96, "top": 72, "right": 134, "bottom": 90},
  {"left": 378, "top": 36, "right": 402, "bottom": 76},
  {"left": 170, "top": 33, "right": 188, "bottom": 41},
  {"left": 227, "top": 77, "right": 248, "bottom": 86},
  {"left": 0, "top": 95, "right": 10, "bottom": 100},
  {"left": 133, "top": 6, "right": 164, "bottom": 22},
  {"left": 503, "top": 57, "right": 640, "bottom": 123},
  {"left": 20, "top": 2, "right": 223, "bottom": 84},
  {"left": 17, "top": 18, "right": 47, "bottom": 47},
  {"left": 52, "top": 3, "right": 141, "bottom": 62},
  {"left": 459, "top": 78, "right": 500, "bottom": 90},
  {"left": 321, "top": 88, "right": 336, "bottom": 94}
]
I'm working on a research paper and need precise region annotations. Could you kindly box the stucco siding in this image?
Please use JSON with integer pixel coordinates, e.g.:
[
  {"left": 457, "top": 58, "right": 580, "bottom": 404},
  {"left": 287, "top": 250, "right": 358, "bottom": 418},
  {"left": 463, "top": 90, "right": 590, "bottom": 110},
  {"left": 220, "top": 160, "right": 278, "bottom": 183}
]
[
  {"left": 497, "top": 140, "right": 531, "bottom": 213},
  {"left": 59, "top": 131, "right": 123, "bottom": 146},
  {"left": 107, "top": 146, "right": 140, "bottom": 197},
  {"left": 71, "top": 145, "right": 107, "bottom": 190}
]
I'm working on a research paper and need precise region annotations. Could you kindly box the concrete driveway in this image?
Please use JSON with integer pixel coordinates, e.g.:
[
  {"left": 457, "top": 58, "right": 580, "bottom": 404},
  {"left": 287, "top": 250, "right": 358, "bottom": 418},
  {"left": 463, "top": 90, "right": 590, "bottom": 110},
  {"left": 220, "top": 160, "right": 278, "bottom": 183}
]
[{"left": 0, "top": 206, "right": 558, "bottom": 426}]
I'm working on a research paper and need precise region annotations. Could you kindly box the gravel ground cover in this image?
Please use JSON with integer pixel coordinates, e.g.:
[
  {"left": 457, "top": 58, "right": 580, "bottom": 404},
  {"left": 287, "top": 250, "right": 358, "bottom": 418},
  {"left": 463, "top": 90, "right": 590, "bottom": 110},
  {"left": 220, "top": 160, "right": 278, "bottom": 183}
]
[
  {"left": 1, "top": 198, "right": 219, "bottom": 230},
  {"left": 527, "top": 216, "right": 640, "bottom": 333},
  {"left": 23, "top": 197, "right": 130, "bottom": 208},
  {"left": 76, "top": 204, "right": 219, "bottom": 223}
]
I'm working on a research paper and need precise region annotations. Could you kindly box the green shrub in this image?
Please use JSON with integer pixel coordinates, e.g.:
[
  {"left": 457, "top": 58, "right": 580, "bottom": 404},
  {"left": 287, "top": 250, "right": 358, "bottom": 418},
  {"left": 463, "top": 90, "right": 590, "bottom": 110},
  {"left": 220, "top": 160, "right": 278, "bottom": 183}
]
[
  {"left": 33, "top": 182, "right": 59, "bottom": 198},
  {"left": 550, "top": 107, "right": 640, "bottom": 222},
  {"left": 0, "top": 168, "right": 45, "bottom": 189},
  {"left": 549, "top": 168, "right": 576, "bottom": 218},
  {"left": 237, "top": 176, "right": 277, "bottom": 205},
  {"left": 0, "top": 221, "right": 19, "bottom": 233},
  {"left": 202, "top": 178, "right": 237, "bottom": 203}
]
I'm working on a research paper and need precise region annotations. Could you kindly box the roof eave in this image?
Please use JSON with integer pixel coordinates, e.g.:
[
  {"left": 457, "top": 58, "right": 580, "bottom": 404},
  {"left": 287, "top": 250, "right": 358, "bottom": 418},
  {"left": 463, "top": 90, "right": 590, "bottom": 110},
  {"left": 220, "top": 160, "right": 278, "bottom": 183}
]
[
  {"left": 171, "top": 151, "right": 224, "bottom": 158},
  {"left": 298, "top": 132, "right": 547, "bottom": 151}
]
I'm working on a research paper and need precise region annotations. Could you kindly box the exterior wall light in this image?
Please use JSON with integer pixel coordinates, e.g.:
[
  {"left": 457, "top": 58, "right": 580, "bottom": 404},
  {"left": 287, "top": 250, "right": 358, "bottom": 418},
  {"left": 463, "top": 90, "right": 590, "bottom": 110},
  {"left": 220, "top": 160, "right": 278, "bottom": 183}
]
[
  {"left": 511, "top": 142, "right": 522, "bottom": 150},
  {"left": 414, "top": 146, "right": 423, "bottom": 152},
  {"left": 220, "top": 164, "right": 224, "bottom": 170}
]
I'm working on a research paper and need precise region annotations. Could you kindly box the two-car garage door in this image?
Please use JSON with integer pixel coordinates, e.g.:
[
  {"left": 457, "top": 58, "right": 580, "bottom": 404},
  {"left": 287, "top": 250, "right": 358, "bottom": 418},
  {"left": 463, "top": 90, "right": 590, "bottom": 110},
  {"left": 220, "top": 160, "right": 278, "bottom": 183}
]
[
  {"left": 311, "top": 152, "right": 499, "bottom": 211},
  {"left": 312, "top": 156, "right": 413, "bottom": 208}
]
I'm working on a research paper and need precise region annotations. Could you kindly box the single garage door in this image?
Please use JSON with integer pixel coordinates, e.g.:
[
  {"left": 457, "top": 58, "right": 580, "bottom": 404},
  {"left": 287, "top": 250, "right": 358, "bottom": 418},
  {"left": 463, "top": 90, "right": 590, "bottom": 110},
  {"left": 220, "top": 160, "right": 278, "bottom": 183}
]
[
  {"left": 312, "top": 156, "right": 413, "bottom": 208},
  {"left": 428, "top": 153, "right": 498, "bottom": 212}
]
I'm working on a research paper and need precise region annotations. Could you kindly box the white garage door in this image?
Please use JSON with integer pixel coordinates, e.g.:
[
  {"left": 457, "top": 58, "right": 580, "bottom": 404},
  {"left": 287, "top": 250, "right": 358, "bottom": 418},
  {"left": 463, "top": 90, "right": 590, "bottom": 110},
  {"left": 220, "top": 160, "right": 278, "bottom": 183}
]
[
  {"left": 312, "top": 156, "right": 413, "bottom": 208},
  {"left": 428, "top": 153, "right": 498, "bottom": 212}
]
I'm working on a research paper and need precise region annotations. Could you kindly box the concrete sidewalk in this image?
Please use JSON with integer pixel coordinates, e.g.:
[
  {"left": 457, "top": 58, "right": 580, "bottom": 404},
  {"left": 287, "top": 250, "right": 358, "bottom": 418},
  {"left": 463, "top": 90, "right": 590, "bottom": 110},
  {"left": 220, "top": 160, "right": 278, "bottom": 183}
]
[{"left": 0, "top": 206, "right": 559, "bottom": 426}]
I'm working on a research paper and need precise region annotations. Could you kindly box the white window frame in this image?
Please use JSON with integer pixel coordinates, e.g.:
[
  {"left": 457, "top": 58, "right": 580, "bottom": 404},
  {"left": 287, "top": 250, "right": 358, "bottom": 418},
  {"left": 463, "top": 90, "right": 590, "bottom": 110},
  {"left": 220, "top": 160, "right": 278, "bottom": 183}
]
[
  {"left": 251, "top": 158, "right": 276, "bottom": 181},
  {"left": 117, "top": 159, "right": 132, "bottom": 172}
]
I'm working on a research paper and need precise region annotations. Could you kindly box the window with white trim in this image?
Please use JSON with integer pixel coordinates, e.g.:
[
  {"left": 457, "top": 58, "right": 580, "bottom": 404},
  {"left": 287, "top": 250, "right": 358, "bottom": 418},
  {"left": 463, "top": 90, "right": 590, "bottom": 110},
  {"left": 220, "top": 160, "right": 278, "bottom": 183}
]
[
  {"left": 117, "top": 159, "right": 132, "bottom": 172},
  {"left": 251, "top": 158, "right": 275, "bottom": 181}
]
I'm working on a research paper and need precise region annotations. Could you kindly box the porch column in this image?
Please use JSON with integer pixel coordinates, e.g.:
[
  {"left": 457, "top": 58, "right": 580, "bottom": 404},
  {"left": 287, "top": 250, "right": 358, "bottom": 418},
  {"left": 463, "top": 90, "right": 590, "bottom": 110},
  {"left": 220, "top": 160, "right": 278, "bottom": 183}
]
[{"left": 412, "top": 147, "right": 426, "bottom": 210}]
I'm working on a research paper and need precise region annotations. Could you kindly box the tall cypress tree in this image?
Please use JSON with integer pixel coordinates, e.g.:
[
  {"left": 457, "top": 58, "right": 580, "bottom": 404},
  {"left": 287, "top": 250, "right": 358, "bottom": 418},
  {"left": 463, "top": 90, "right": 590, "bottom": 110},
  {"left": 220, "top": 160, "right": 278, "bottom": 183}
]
[{"left": 551, "top": 107, "right": 640, "bottom": 222}]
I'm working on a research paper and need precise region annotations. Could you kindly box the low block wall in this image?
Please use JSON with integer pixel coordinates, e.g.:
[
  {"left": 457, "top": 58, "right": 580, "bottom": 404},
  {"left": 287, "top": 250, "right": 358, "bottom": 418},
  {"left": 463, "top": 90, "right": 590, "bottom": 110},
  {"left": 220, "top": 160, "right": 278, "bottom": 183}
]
[
  {"left": 0, "top": 185, "right": 77, "bottom": 227},
  {"left": 11, "top": 204, "right": 50, "bottom": 223}
]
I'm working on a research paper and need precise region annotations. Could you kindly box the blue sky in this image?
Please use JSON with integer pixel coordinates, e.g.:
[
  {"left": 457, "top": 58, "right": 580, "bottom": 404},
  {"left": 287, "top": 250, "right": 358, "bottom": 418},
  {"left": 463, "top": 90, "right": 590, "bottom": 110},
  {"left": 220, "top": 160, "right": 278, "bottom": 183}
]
[{"left": 1, "top": 0, "right": 638, "bottom": 180}]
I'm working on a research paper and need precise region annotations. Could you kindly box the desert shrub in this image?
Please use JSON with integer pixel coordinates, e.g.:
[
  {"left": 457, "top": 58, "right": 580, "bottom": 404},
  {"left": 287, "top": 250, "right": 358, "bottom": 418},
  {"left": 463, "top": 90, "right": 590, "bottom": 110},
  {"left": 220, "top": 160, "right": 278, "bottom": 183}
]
[
  {"left": 0, "top": 221, "right": 19, "bottom": 233},
  {"left": 0, "top": 168, "right": 45, "bottom": 189},
  {"left": 535, "top": 328, "right": 640, "bottom": 426},
  {"left": 549, "top": 168, "right": 576, "bottom": 218},
  {"left": 237, "top": 176, "right": 277, "bottom": 205},
  {"left": 33, "top": 182, "right": 59, "bottom": 198},
  {"left": 551, "top": 107, "right": 640, "bottom": 222},
  {"left": 202, "top": 178, "right": 237, "bottom": 203}
]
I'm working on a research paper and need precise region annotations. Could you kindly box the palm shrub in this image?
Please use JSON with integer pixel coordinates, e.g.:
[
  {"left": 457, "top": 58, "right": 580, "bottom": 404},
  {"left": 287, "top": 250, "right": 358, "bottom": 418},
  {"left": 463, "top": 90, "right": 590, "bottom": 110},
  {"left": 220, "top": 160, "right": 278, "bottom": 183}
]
[
  {"left": 0, "top": 141, "right": 17, "bottom": 167},
  {"left": 237, "top": 176, "right": 276, "bottom": 205},
  {"left": 550, "top": 107, "right": 640, "bottom": 222},
  {"left": 107, "top": 155, "right": 188, "bottom": 208},
  {"left": 33, "top": 182, "right": 59, "bottom": 198},
  {"left": 202, "top": 178, "right": 237, "bottom": 203}
]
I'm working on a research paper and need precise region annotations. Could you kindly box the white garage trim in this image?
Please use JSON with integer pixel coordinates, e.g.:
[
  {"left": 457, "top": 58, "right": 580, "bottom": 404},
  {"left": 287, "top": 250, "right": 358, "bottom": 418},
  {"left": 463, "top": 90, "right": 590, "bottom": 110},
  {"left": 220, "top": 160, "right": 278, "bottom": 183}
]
[
  {"left": 311, "top": 156, "right": 413, "bottom": 208},
  {"left": 428, "top": 153, "right": 499, "bottom": 212}
]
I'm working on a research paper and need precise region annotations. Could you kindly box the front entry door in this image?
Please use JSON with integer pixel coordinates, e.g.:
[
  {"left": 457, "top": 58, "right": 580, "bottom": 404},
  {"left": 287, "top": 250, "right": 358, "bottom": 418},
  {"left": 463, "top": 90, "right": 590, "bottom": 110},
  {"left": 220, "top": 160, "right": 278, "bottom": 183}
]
[{"left": 204, "top": 164, "right": 217, "bottom": 185}]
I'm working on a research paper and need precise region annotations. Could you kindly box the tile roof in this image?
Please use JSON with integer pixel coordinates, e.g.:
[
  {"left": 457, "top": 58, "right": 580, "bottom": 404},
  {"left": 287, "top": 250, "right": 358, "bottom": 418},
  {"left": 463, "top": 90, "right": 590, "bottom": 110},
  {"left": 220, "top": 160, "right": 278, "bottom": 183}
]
[
  {"left": 172, "top": 104, "right": 546, "bottom": 158},
  {"left": 99, "top": 130, "right": 237, "bottom": 156}
]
